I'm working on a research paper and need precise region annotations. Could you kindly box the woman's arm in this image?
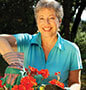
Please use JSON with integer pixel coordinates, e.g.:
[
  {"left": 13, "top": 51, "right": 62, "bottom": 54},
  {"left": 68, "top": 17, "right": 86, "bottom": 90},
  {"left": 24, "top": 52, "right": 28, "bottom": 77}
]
[
  {"left": 68, "top": 70, "right": 81, "bottom": 90},
  {"left": 0, "top": 35, "right": 17, "bottom": 54},
  {"left": 0, "top": 34, "right": 16, "bottom": 47},
  {"left": 0, "top": 35, "right": 24, "bottom": 89}
]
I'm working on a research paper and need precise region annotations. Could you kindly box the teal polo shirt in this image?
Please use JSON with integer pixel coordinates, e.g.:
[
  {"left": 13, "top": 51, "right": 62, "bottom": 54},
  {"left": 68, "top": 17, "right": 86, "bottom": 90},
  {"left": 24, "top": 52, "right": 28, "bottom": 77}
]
[{"left": 14, "top": 32, "right": 83, "bottom": 87}]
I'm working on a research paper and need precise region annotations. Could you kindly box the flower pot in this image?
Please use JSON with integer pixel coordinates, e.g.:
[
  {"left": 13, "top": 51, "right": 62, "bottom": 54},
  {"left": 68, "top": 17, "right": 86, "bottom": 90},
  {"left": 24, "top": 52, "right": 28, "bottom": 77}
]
[{"left": 45, "top": 85, "right": 64, "bottom": 90}]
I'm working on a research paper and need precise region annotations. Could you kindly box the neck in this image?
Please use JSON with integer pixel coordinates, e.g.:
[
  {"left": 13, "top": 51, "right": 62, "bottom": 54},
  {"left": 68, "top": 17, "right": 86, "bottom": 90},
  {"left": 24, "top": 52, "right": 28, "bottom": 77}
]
[{"left": 41, "top": 34, "right": 58, "bottom": 47}]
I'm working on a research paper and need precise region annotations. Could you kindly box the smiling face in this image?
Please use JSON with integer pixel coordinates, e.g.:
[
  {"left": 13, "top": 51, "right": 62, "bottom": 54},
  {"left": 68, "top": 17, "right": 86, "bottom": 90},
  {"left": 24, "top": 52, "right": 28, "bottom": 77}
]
[{"left": 36, "top": 8, "right": 61, "bottom": 38}]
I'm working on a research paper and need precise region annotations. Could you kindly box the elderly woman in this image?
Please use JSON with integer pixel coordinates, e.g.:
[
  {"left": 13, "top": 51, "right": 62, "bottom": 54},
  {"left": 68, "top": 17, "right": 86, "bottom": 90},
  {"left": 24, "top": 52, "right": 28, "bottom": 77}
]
[{"left": 0, "top": 0, "right": 83, "bottom": 89}]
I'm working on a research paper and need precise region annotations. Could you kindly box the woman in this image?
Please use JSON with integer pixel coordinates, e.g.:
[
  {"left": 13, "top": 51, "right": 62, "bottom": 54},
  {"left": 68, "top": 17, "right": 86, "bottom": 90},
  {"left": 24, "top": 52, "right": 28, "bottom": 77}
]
[{"left": 0, "top": 0, "right": 83, "bottom": 89}]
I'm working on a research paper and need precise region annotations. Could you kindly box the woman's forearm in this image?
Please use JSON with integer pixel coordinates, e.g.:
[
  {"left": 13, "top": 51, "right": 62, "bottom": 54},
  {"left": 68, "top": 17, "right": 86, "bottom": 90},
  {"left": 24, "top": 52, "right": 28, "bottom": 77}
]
[
  {"left": 68, "top": 70, "right": 81, "bottom": 90},
  {"left": 0, "top": 37, "right": 14, "bottom": 55}
]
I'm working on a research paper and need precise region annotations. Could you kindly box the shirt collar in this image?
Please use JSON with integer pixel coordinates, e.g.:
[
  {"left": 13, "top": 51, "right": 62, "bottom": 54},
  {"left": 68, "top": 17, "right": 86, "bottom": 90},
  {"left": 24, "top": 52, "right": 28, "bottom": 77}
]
[
  {"left": 31, "top": 32, "right": 65, "bottom": 51},
  {"left": 55, "top": 32, "right": 65, "bottom": 51},
  {"left": 30, "top": 32, "right": 41, "bottom": 47}
]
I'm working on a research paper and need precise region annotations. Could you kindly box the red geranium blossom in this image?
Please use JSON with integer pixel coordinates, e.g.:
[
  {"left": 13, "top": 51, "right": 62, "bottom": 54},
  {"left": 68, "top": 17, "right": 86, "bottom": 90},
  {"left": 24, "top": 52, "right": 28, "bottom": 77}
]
[
  {"left": 12, "top": 84, "right": 27, "bottom": 90},
  {"left": 38, "top": 69, "right": 49, "bottom": 79},
  {"left": 12, "top": 85, "right": 19, "bottom": 90},
  {"left": 11, "top": 66, "right": 64, "bottom": 90},
  {"left": 29, "top": 66, "right": 38, "bottom": 76},
  {"left": 12, "top": 84, "right": 34, "bottom": 90},
  {"left": 56, "top": 81, "right": 64, "bottom": 89},
  {"left": 20, "top": 75, "right": 37, "bottom": 87},
  {"left": 0, "top": 80, "right": 4, "bottom": 88},
  {"left": 0, "top": 76, "right": 2, "bottom": 79},
  {"left": 55, "top": 72, "right": 60, "bottom": 75},
  {"left": 49, "top": 79, "right": 64, "bottom": 89},
  {"left": 12, "top": 75, "right": 37, "bottom": 90},
  {"left": 48, "top": 79, "right": 57, "bottom": 85}
]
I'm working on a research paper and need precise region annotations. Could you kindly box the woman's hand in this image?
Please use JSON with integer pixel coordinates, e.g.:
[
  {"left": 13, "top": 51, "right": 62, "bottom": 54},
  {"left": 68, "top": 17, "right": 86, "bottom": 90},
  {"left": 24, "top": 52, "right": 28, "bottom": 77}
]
[
  {"left": 2, "top": 69, "right": 19, "bottom": 86},
  {"left": 70, "top": 83, "right": 80, "bottom": 90},
  {"left": 1, "top": 52, "right": 24, "bottom": 89},
  {"left": 1, "top": 66, "right": 23, "bottom": 89}
]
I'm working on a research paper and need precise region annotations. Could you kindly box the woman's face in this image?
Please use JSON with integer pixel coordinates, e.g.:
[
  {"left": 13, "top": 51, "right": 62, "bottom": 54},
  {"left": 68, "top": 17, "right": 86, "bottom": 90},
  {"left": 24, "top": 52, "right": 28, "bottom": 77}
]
[{"left": 36, "top": 8, "right": 60, "bottom": 38}]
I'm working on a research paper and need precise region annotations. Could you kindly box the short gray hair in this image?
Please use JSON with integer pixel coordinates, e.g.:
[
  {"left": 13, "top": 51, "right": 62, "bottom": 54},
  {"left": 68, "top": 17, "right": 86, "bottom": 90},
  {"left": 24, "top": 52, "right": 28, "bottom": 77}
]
[{"left": 34, "top": 0, "right": 64, "bottom": 21}]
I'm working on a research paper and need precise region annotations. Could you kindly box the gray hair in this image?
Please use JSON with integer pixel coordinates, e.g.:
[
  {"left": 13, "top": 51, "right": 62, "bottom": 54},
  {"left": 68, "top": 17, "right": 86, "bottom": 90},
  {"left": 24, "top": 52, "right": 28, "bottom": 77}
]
[{"left": 34, "top": 0, "right": 64, "bottom": 21}]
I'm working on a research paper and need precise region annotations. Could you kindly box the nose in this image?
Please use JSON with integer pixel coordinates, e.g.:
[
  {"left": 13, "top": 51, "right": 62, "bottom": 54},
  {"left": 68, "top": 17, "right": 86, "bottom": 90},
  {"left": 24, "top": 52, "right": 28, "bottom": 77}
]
[{"left": 45, "top": 18, "right": 50, "bottom": 24}]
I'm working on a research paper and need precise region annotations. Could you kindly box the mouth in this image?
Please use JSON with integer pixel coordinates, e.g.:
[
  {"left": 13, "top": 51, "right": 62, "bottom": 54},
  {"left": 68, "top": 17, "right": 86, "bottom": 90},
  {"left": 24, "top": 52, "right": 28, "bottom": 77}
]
[{"left": 42, "top": 27, "right": 52, "bottom": 32}]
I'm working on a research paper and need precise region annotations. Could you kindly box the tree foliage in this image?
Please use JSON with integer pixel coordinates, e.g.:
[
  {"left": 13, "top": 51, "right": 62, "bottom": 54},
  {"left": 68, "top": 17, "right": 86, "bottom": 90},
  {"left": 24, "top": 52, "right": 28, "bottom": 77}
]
[
  {"left": 0, "top": 0, "right": 37, "bottom": 34},
  {"left": 59, "top": 0, "right": 86, "bottom": 41},
  {"left": 74, "top": 21, "right": 86, "bottom": 59}
]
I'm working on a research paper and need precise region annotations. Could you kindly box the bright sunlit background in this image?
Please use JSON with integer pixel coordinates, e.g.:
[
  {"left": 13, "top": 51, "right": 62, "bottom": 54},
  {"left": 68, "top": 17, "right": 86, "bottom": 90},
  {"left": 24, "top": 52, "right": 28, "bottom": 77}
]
[{"left": 81, "top": 9, "right": 86, "bottom": 21}]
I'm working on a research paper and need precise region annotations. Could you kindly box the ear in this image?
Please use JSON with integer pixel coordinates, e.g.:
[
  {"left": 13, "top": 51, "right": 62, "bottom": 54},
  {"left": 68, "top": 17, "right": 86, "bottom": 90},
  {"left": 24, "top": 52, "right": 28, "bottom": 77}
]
[
  {"left": 58, "top": 19, "right": 62, "bottom": 28},
  {"left": 59, "top": 19, "right": 62, "bottom": 24}
]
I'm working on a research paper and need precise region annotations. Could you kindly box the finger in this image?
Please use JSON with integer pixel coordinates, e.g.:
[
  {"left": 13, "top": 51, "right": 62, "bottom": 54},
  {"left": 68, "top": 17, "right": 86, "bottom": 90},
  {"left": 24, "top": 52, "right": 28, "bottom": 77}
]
[
  {"left": 3, "top": 73, "right": 7, "bottom": 79},
  {"left": 11, "top": 74, "right": 19, "bottom": 85},
  {"left": 8, "top": 66, "right": 23, "bottom": 70},
  {"left": 16, "top": 74, "right": 22, "bottom": 85},
  {"left": 6, "top": 74, "right": 12, "bottom": 84},
  {"left": 2, "top": 75, "right": 8, "bottom": 85}
]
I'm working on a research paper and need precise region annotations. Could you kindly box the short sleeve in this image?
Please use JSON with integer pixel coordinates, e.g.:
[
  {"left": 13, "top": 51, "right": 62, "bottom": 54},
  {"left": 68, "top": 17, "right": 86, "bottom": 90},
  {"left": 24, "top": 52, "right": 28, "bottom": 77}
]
[
  {"left": 13, "top": 33, "right": 32, "bottom": 52},
  {"left": 70, "top": 44, "right": 83, "bottom": 71}
]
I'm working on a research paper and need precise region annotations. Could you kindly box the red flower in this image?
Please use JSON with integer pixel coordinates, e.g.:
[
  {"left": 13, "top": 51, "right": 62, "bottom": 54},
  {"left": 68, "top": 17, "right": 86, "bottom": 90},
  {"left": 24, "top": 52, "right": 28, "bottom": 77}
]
[
  {"left": 20, "top": 75, "right": 37, "bottom": 88},
  {"left": 38, "top": 69, "right": 49, "bottom": 79},
  {"left": 12, "top": 84, "right": 26, "bottom": 90},
  {"left": 29, "top": 66, "right": 38, "bottom": 76},
  {"left": 0, "top": 76, "right": 2, "bottom": 79},
  {"left": 0, "top": 80, "right": 4, "bottom": 88},
  {"left": 55, "top": 72, "right": 60, "bottom": 75},
  {"left": 12, "top": 74, "right": 37, "bottom": 90},
  {"left": 25, "top": 68, "right": 28, "bottom": 71},
  {"left": 18, "top": 84, "right": 26, "bottom": 90},
  {"left": 12, "top": 85, "right": 19, "bottom": 90},
  {"left": 49, "top": 79, "right": 64, "bottom": 89},
  {"left": 27, "top": 87, "right": 34, "bottom": 90},
  {"left": 49, "top": 79, "right": 57, "bottom": 85},
  {"left": 12, "top": 66, "right": 64, "bottom": 90},
  {"left": 56, "top": 81, "right": 64, "bottom": 89}
]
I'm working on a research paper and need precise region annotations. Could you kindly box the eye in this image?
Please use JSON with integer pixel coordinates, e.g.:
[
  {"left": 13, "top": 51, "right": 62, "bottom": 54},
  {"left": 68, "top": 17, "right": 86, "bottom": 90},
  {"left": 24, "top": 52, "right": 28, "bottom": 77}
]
[
  {"left": 40, "top": 17, "right": 44, "bottom": 20},
  {"left": 50, "top": 17, "right": 55, "bottom": 20}
]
